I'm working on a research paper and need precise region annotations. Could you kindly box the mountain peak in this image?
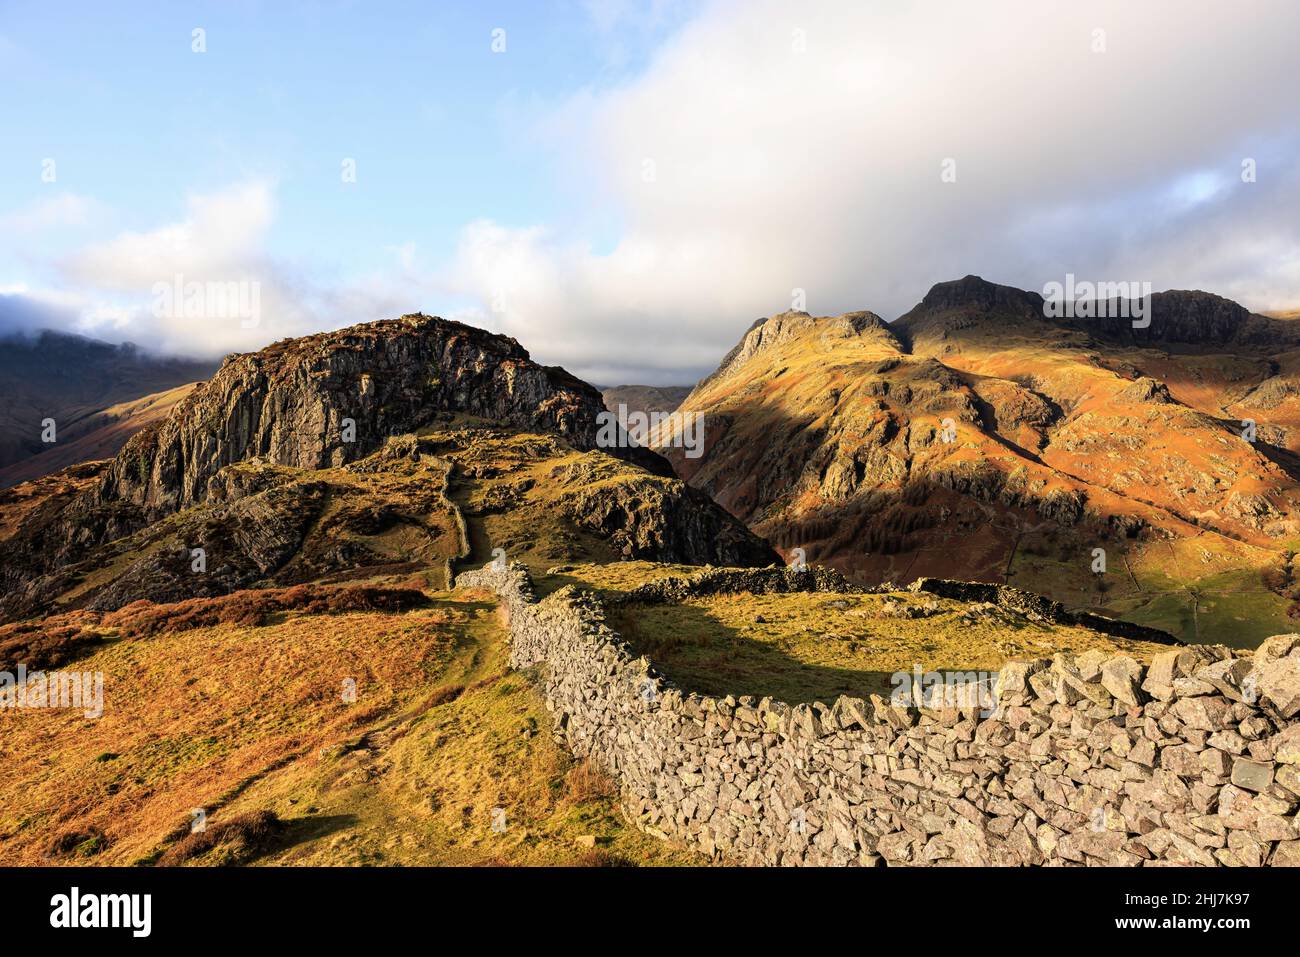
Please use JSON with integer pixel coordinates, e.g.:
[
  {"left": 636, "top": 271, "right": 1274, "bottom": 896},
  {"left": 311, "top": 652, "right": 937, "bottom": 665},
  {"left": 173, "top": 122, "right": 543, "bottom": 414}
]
[
  {"left": 916, "top": 275, "right": 1045, "bottom": 316},
  {"left": 696, "top": 308, "right": 900, "bottom": 391},
  {"left": 1059, "top": 288, "right": 1290, "bottom": 347},
  {"left": 89, "top": 314, "right": 672, "bottom": 516},
  {"left": 893, "top": 276, "right": 1048, "bottom": 346}
]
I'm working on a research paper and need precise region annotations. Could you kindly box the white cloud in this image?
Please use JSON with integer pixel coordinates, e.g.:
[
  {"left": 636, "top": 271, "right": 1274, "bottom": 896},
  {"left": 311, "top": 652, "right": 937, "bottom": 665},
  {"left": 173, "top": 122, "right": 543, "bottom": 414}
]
[
  {"left": 66, "top": 182, "right": 274, "bottom": 292},
  {"left": 6, "top": 180, "right": 454, "bottom": 359},
  {"left": 443, "top": 0, "right": 1300, "bottom": 382},
  {"left": 0, "top": 193, "right": 101, "bottom": 233},
  {"left": 9, "top": 1, "right": 1300, "bottom": 383},
  {"left": 52, "top": 181, "right": 391, "bottom": 356}
]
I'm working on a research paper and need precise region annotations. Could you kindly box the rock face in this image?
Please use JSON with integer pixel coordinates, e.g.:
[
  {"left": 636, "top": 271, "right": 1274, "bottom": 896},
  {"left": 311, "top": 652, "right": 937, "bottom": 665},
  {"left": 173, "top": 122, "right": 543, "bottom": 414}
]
[
  {"left": 1082, "top": 290, "right": 1295, "bottom": 347},
  {"left": 558, "top": 471, "right": 778, "bottom": 567},
  {"left": 98, "top": 314, "right": 668, "bottom": 518},
  {"left": 0, "top": 315, "right": 677, "bottom": 606},
  {"left": 460, "top": 562, "right": 1300, "bottom": 867}
]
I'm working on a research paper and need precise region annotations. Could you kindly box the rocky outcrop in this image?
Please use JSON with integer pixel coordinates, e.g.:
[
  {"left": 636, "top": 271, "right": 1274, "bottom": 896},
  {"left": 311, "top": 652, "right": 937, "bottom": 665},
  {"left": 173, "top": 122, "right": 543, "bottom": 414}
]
[
  {"left": 0, "top": 315, "right": 674, "bottom": 606},
  {"left": 694, "top": 309, "right": 902, "bottom": 391},
  {"left": 459, "top": 562, "right": 1300, "bottom": 867},
  {"left": 1079, "top": 290, "right": 1299, "bottom": 347},
  {"left": 558, "top": 476, "right": 779, "bottom": 567},
  {"left": 97, "top": 314, "right": 667, "bottom": 518},
  {"left": 1114, "top": 376, "right": 1175, "bottom": 405},
  {"left": 893, "top": 275, "right": 1048, "bottom": 345}
]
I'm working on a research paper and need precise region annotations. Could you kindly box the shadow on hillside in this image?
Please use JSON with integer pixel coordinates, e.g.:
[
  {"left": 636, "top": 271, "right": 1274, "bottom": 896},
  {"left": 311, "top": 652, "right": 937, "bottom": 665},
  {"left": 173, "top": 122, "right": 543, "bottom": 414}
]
[
  {"left": 1251, "top": 438, "right": 1300, "bottom": 484},
  {"left": 268, "top": 813, "right": 360, "bottom": 857},
  {"left": 671, "top": 385, "right": 1299, "bottom": 646},
  {"left": 609, "top": 600, "right": 899, "bottom": 705}
]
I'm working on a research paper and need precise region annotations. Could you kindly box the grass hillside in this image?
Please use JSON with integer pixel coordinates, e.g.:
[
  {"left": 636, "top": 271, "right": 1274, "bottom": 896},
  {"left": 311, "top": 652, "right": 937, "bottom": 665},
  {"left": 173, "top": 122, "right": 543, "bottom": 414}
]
[
  {"left": 533, "top": 562, "right": 1176, "bottom": 703},
  {"left": 612, "top": 589, "right": 1171, "bottom": 702},
  {"left": 0, "top": 382, "right": 201, "bottom": 490},
  {"left": 0, "top": 548, "right": 1190, "bottom": 867},
  {"left": 0, "top": 581, "right": 696, "bottom": 866}
]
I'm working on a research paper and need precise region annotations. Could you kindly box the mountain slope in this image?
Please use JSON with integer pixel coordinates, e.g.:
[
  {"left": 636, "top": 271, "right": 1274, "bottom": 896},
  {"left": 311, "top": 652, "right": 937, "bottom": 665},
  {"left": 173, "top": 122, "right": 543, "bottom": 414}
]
[
  {"left": 600, "top": 384, "right": 691, "bottom": 442},
  {"left": 0, "top": 330, "right": 215, "bottom": 480},
  {"left": 658, "top": 277, "right": 1300, "bottom": 646},
  {"left": 0, "top": 383, "right": 201, "bottom": 489},
  {"left": 0, "top": 315, "right": 777, "bottom": 623}
]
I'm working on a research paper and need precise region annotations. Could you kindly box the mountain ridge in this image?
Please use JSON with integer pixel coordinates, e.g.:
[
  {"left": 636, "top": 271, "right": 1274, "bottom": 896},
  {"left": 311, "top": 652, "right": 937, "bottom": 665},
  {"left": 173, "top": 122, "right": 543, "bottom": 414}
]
[{"left": 660, "top": 276, "right": 1300, "bottom": 646}]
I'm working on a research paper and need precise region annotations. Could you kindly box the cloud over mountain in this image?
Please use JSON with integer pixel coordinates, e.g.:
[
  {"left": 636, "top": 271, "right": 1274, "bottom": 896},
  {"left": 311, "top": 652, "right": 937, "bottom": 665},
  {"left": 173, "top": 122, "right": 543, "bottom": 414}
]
[
  {"left": 3, "top": 1, "right": 1298, "bottom": 382},
  {"left": 445, "top": 0, "right": 1300, "bottom": 382}
]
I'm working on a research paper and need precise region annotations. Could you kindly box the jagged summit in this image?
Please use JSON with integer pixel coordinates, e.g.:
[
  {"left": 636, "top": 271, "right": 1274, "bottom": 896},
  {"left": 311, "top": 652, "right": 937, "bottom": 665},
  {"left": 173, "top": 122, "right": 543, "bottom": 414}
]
[
  {"left": 892, "top": 275, "right": 1054, "bottom": 348},
  {"left": 696, "top": 308, "right": 901, "bottom": 391},
  {"left": 97, "top": 312, "right": 670, "bottom": 518},
  {"left": 897, "top": 276, "right": 1294, "bottom": 349}
]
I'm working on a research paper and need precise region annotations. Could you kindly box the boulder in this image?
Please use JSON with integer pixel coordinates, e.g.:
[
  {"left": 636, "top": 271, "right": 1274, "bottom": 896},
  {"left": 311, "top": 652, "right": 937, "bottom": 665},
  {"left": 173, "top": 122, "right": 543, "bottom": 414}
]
[
  {"left": 1252, "top": 653, "right": 1300, "bottom": 718},
  {"left": 1230, "top": 758, "right": 1274, "bottom": 793},
  {"left": 1100, "top": 656, "right": 1144, "bottom": 706}
]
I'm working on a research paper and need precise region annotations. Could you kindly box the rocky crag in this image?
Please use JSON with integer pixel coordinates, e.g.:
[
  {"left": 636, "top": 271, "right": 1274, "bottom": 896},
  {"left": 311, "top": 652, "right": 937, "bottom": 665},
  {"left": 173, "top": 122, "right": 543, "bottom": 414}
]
[
  {"left": 0, "top": 316, "right": 767, "bottom": 622},
  {"left": 97, "top": 313, "right": 668, "bottom": 519},
  {"left": 458, "top": 561, "right": 1300, "bottom": 867}
]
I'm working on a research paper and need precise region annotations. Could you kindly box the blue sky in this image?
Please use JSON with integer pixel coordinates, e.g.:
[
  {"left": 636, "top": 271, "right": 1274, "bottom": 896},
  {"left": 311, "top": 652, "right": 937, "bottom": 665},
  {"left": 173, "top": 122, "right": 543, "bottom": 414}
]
[
  {"left": 0, "top": 1, "right": 688, "bottom": 300},
  {"left": 2, "top": 1, "right": 1299, "bottom": 384}
]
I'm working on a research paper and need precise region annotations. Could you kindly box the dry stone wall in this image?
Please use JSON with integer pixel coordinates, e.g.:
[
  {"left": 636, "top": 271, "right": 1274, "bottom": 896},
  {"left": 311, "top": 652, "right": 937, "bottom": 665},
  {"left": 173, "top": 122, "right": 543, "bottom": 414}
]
[
  {"left": 909, "top": 577, "right": 1180, "bottom": 645},
  {"left": 456, "top": 563, "right": 1300, "bottom": 866}
]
